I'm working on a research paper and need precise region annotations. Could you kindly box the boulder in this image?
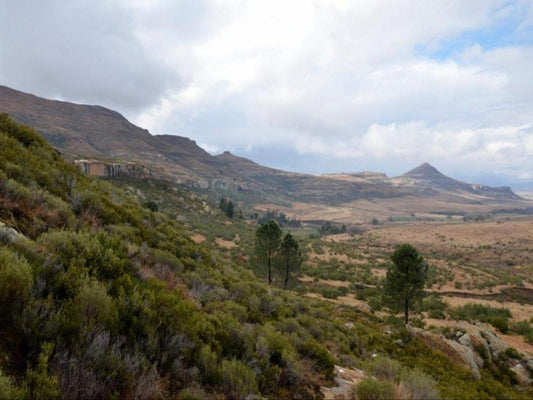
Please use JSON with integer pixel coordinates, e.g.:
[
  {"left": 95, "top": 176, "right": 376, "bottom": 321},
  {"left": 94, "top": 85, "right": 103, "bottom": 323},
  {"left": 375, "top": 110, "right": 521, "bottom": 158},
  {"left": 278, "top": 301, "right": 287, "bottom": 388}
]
[
  {"left": 0, "top": 222, "right": 24, "bottom": 244},
  {"left": 321, "top": 365, "right": 366, "bottom": 400},
  {"left": 511, "top": 363, "right": 532, "bottom": 385}
]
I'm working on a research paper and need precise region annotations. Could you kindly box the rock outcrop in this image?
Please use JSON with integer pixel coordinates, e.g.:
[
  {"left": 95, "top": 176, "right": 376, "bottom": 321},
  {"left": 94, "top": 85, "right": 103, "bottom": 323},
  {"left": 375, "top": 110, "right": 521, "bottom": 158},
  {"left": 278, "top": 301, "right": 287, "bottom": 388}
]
[
  {"left": 410, "top": 322, "right": 533, "bottom": 385},
  {"left": 320, "top": 365, "right": 367, "bottom": 400}
]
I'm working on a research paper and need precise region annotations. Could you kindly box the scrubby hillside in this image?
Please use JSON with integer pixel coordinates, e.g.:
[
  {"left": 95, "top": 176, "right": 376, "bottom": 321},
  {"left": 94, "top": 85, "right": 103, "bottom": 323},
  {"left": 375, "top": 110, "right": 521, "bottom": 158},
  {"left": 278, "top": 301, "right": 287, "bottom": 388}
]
[{"left": 0, "top": 115, "right": 531, "bottom": 399}]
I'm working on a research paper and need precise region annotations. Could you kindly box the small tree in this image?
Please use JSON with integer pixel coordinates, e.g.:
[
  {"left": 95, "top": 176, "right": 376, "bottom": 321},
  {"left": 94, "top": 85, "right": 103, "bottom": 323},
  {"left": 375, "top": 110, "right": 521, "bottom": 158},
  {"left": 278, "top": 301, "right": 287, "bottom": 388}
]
[
  {"left": 383, "top": 244, "right": 428, "bottom": 325},
  {"left": 279, "top": 233, "right": 301, "bottom": 290},
  {"left": 255, "top": 220, "right": 282, "bottom": 285}
]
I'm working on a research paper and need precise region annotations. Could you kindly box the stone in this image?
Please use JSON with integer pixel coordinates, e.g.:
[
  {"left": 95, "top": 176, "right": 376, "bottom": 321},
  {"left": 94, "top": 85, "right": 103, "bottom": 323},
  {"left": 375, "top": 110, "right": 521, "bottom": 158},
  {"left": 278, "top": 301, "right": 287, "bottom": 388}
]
[
  {"left": 458, "top": 333, "right": 472, "bottom": 348},
  {"left": 511, "top": 363, "right": 532, "bottom": 386},
  {"left": 0, "top": 222, "right": 24, "bottom": 244}
]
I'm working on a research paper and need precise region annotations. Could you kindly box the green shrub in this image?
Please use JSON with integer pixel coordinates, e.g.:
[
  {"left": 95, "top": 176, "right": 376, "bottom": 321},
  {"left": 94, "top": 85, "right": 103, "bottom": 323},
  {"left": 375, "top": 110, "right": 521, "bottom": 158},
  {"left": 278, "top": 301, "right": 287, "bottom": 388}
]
[
  {"left": 355, "top": 378, "right": 395, "bottom": 400},
  {"left": 488, "top": 316, "right": 509, "bottom": 333},
  {"left": 0, "top": 248, "right": 32, "bottom": 313},
  {"left": 368, "top": 356, "right": 401, "bottom": 381},
  {"left": 399, "top": 368, "right": 440, "bottom": 400},
  {"left": 220, "top": 359, "right": 257, "bottom": 399},
  {"left": 25, "top": 343, "right": 61, "bottom": 400},
  {"left": 449, "top": 303, "right": 511, "bottom": 329},
  {"left": 0, "top": 370, "right": 19, "bottom": 400},
  {"left": 504, "top": 347, "right": 521, "bottom": 360}
]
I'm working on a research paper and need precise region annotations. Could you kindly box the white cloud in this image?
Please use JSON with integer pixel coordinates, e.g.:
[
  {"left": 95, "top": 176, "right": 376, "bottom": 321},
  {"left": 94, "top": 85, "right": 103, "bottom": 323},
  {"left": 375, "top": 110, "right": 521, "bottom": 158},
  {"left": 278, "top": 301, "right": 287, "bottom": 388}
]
[{"left": 1, "top": 0, "right": 531, "bottom": 183}]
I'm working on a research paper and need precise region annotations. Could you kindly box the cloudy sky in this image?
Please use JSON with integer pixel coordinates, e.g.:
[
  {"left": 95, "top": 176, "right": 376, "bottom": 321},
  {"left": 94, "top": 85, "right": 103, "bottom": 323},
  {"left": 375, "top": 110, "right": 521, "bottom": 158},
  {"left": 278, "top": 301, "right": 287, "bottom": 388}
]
[{"left": 1, "top": 1, "right": 532, "bottom": 189}]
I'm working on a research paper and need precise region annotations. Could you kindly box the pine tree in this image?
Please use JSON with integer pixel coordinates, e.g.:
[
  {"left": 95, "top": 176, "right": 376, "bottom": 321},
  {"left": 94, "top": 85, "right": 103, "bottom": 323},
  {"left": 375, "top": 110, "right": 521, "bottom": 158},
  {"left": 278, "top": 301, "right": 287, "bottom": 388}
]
[
  {"left": 383, "top": 244, "right": 428, "bottom": 325},
  {"left": 255, "top": 220, "right": 282, "bottom": 285},
  {"left": 279, "top": 233, "right": 301, "bottom": 290}
]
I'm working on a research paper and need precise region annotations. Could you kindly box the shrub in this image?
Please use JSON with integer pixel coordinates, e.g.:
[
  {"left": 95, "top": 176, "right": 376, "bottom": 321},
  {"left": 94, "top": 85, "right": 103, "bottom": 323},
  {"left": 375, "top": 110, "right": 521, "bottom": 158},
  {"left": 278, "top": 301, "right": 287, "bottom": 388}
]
[
  {"left": 25, "top": 343, "right": 61, "bottom": 400},
  {"left": 488, "top": 316, "right": 509, "bottom": 334},
  {"left": 369, "top": 356, "right": 401, "bottom": 381},
  {"left": 220, "top": 359, "right": 257, "bottom": 399},
  {"left": 355, "top": 378, "right": 395, "bottom": 400},
  {"left": 504, "top": 347, "right": 521, "bottom": 360},
  {"left": 399, "top": 368, "right": 440, "bottom": 400},
  {"left": 449, "top": 303, "right": 511, "bottom": 329},
  {"left": 0, "top": 370, "right": 19, "bottom": 400},
  {"left": 0, "top": 248, "right": 32, "bottom": 313}
]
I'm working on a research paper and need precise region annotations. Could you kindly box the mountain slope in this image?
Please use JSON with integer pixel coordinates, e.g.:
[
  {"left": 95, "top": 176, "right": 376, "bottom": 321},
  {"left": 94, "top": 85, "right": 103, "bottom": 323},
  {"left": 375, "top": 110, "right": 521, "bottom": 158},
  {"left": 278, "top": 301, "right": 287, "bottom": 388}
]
[
  {"left": 393, "top": 162, "right": 522, "bottom": 201},
  {"left": 0, "top": 85, "right": 527, "bottom": 209}
]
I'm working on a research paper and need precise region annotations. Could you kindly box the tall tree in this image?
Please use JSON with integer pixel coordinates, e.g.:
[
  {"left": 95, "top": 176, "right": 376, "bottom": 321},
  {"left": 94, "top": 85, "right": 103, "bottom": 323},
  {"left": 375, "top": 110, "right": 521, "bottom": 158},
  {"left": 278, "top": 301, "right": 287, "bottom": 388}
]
[
  {"left": 279, "top": 233, "right": 301, "bottom": 290},
  {"left": 255, "top": 220, "right": 282, "bottom": 285},
  {"left": 383, "top": 244, "right": 428, "bottom": 325}
]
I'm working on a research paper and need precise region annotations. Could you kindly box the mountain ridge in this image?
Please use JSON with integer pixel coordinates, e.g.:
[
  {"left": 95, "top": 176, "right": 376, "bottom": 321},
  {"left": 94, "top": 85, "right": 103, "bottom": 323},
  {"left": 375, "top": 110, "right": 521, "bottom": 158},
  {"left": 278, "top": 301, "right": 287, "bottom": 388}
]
[{"left": 0, "top": 85, "right": 527, "bottom": 209}]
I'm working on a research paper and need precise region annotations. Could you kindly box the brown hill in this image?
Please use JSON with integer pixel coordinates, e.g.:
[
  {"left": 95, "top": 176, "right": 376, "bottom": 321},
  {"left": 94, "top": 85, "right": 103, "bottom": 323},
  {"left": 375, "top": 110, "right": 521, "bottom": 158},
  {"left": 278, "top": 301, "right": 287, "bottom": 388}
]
[{"left": 0, "top": 85, "right": 529, "bottom": 213}]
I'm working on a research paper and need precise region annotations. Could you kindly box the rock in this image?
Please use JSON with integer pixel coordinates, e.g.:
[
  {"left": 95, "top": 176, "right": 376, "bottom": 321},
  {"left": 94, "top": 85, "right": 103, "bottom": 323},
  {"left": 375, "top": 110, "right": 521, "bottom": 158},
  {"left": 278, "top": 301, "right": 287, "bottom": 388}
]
[
  {"left": 445, "top": 339, "right": 482, "bottom": 379},
  {"left": 526, "top": 359, "right": 533, "bottom": 373},
  {"left": 458, "top": 333, "right": 472, "bottom": 348},
  {"left": 0, "top": 222, "right": 24, "bottom": 244},
  {"left": 511, "top": 363, "right": 532, "bottom": 385},
  {"left": 321, "top": 365, "right": 366, "bottom": 400},
  {"left": 394, "top": 339, "right": 405, "bottom": 348},
  {"left": 479, "top": 328, "right": 507, "bottom": 358},
  {"left": 345, "top": 322, "right": 355, "bottom": 329}
]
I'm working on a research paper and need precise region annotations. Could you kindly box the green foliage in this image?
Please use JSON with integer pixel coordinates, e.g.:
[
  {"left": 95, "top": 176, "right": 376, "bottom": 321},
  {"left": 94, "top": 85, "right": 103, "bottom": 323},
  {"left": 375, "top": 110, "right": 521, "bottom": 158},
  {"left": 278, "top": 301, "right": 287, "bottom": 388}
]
[
  {"left": 449, "top": 303, "right": 511, "bottom": 332},
  {"left": 25, "top": 343, "right": 61, "bottom": 400},
  {"left": 142, "top": 200, "right": 159, "bottom": 212},
  {"left": 0, "top": 370, "right": 19, "bottom": 400},
  {"left": 368, "top": 356, "right": 402, "bottom": 381},
  {"left": 383, "top": 244, "right": 428, "bottom": 324},
  {"left": 0, "top": 248, "right": 32, "bottom": 314},
  {"left": 219, "top": 197, "right": 235, "bottom": 218},
  {"left": 279, "top": 233, "right": 302, "bottom": 289},
  {"left": 319, "top": 221, "right": 346, "bottom": 236},
  {"left": 504, "top": 347, "right": 521, "bottom": 360},
  {"left": 0, "top": 116, "right": 529, "bottom": 400},
  {"left": 255, "top": 220, "right": 282, "bottom": 285},
  {"left": 220, "top": 359, "right": 257, "bottom": 399},
  {"left": 399, "top": 368, "right": 440, "bottom": 400},
  {"left": 258, "top": 209, "right": 301, "bottom": 228},
  {"left": 355, "top": 378, "right": 395, "bottom": 400},
  {"left": 421, "top": 294, "right": 448, "bottom": 319}
]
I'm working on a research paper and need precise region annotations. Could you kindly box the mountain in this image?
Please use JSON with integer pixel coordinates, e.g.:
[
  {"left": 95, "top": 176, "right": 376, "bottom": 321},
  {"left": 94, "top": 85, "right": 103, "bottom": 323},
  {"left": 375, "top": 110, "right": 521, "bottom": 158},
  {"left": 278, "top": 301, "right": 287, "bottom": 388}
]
[
  {"left": 0, "top": 85, "right": 529, "bottom": 216},
  {"left": 393, "top": 162, "right": 522, "bottom": 201}
]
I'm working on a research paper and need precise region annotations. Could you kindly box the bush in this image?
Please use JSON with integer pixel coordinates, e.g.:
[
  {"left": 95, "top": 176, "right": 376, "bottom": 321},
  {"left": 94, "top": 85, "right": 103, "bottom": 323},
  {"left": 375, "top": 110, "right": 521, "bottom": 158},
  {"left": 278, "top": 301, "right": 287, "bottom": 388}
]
[
  {"left": 0, "top": 248, "right": 32, "bottom": 313},
  {"left": 488, "top": 316, "right": 509, "bottom": 334},
  {"left": 25, "top": 343, "right": 61, "bottom": 400},
  {"left": 449, "top": 303, "right": 511, "bottom": 330},
  {"left": 399, "top": 368, "right": 440, "bottom": 400},
  {"left": 355, "top": 378, "right": 395, "bottom": 400},
  {"left": 0, "top": 370, "right": 19, "bottom": 400},
  {"left": 504, "top": 347, "right": 521, "bottom": 360},
  {"left": 220, "top": 359, "right": 257, "bottom": 399},
  {"left": 368, "top": 356, "right": 401, "bottom": 381}
]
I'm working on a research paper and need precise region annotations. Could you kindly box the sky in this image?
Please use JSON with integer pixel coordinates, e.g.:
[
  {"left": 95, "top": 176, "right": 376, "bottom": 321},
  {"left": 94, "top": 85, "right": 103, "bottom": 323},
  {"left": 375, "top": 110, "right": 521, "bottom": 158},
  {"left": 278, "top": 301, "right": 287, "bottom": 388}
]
[{"left": 0, "top": 0, "right": 532, "bottom": 189}]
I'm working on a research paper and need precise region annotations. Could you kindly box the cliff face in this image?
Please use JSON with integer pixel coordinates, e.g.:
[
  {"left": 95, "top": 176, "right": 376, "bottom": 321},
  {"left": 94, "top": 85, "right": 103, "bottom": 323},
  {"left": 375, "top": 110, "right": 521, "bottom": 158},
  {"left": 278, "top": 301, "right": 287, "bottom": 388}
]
[{"left": 75, "top": 160, "right": 157, "bottom": 179}]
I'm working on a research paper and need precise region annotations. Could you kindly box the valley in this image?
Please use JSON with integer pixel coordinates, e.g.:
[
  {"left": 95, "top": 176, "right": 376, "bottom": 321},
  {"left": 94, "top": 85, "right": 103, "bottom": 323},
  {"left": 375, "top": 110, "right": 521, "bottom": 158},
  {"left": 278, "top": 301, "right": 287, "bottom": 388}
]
[{"left": 0, "top": 89, "right": 532, "bottom": 399}]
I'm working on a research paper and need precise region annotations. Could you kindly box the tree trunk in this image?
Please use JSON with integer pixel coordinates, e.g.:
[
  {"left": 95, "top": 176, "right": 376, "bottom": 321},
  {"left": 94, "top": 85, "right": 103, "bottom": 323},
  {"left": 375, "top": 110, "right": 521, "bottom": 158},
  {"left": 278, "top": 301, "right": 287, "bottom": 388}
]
[{"left": 284, "top": 257, "right": 289, "bottom": 290}]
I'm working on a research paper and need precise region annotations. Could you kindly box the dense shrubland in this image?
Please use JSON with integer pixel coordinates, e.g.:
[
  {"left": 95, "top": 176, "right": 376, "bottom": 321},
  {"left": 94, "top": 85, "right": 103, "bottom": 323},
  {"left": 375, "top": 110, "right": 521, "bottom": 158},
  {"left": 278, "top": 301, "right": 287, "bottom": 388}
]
[{"left": 0, "top": 115, "right": 530, "bottom": 399}]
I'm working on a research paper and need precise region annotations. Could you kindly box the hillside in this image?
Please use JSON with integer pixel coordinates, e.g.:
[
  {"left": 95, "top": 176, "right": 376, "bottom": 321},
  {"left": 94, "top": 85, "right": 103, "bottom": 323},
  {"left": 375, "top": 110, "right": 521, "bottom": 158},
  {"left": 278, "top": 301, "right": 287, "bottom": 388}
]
[
  {"left": 2, "top": 116, "right": 533, "bottom": 399},
  {"left": 1, "top": 85, "right": 530, "bottom": 216}
]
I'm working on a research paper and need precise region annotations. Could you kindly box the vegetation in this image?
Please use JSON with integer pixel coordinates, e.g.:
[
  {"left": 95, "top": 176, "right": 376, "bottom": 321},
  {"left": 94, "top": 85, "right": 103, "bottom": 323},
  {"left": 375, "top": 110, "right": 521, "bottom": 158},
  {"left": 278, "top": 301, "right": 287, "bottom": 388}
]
[
  {"left": 279, "top": 233, "right": 302, "bottom": 290},
  {"left": 257, "top": 209, "right": 301, "bottom": 228},
  {"left": 0, "top": 115, "right": 530, "bottom": 399},
  {"left": 219, "top": 197, "right": 235, "bottom": 218},
  {"left": 383, "top": 244, "right": 428, "bottom": 325},
  {"left": 449, "top": 303, "right": 512, "bottom": 333},
  {"left": 255, "top": 220, "right": 283, "bottom": 285},
  {"left": 319, "top": 221, "right": 346, "bottom": 236}
]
